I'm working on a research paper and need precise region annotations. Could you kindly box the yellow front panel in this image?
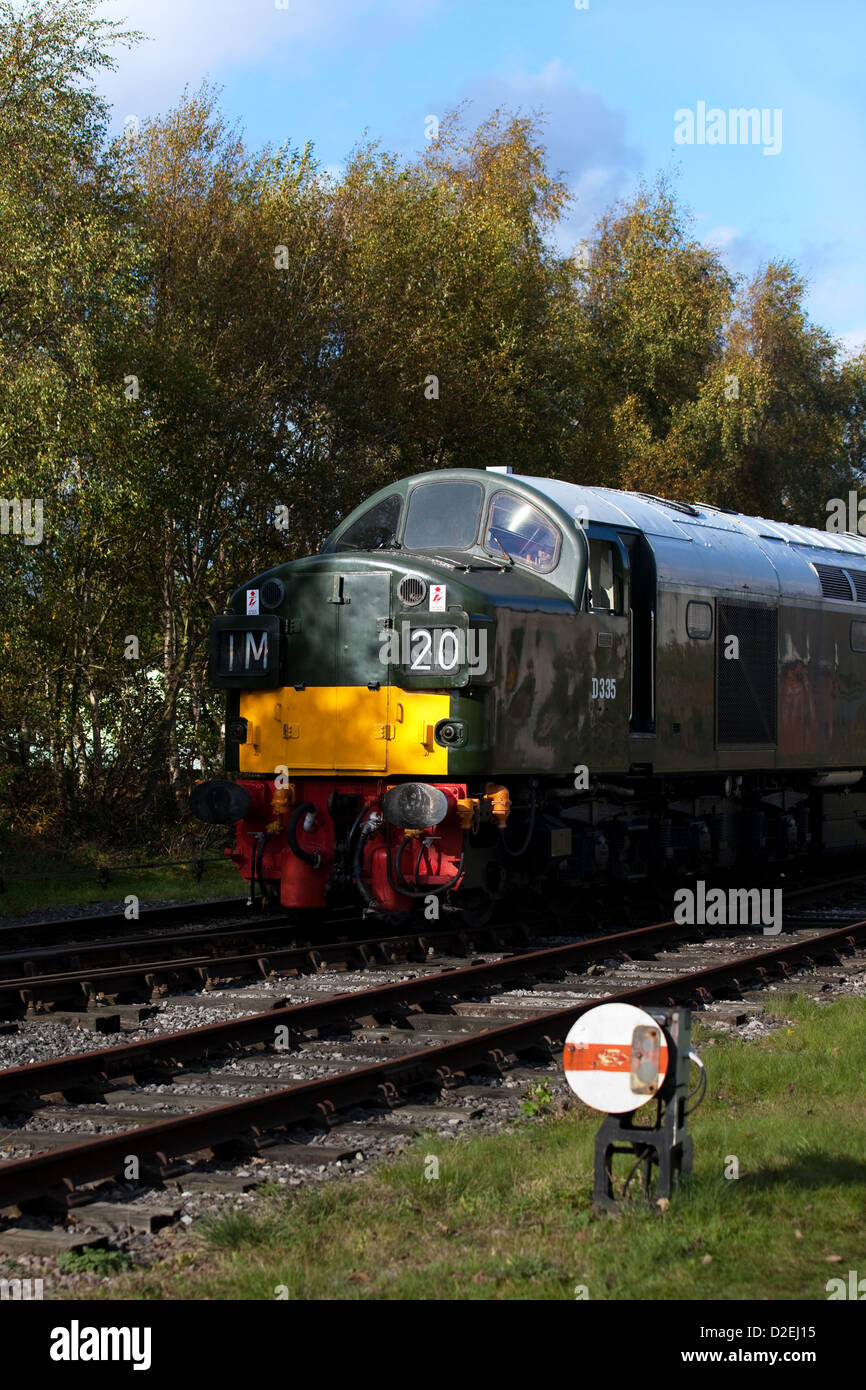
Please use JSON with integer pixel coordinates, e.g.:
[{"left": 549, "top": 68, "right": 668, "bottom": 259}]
[
  {"left": 238, "top": 687, "right": 336, "bottom": 774},
  {"left": 238, "top": 687, "right": 450, "bottom": 777},
  {"left": 385, "top": 690, "right": 449, "bottom": 775},
  {"left": 335, "top": 685, "right": 390, "bottom": 771}
]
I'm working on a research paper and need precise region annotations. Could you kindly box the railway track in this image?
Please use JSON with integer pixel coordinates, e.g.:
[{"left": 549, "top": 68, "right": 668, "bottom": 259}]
[
  {"left": 0, "top": 896, "right": 256, "bottom": 950},
  {"left": 0, "top": 910, "right": 864, "bottom": 1243},
  {"left": 0, "top": 868, "right": 862, "bottom": 1019},
  {"left": 0, "top": 915, "right": 531, "bottom": 1019}
]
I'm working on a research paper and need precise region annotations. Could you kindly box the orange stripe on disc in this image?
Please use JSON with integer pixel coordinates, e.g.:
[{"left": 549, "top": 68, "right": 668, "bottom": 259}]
[
  {"left": 562, "top": 1041, "right": 669, "bottom": 1073},
  {"left": 563, "top": 1042, "right": 631, "bottom": 1072}
]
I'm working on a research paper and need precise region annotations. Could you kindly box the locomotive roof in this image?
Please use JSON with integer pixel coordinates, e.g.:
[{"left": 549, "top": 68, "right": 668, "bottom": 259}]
[
  {"left": 506, "top": 474, "right": 866, "bottom": 599},
  {"left": 511, "top": 475, "right": 866, "bottom": 557}
]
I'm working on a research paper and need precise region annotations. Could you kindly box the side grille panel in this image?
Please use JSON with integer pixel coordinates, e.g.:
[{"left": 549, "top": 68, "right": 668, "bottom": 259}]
[
  {"left": 716, "top": 602, "right": 778, "bottom": 745},
  {"left": 814, "top": 564, "right": 854, "bottom": 600}
]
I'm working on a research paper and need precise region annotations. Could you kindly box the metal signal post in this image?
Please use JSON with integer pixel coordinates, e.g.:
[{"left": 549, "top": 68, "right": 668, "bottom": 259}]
[{"left": 563, "top": 1003, "right": 705, "bottom": 1211}]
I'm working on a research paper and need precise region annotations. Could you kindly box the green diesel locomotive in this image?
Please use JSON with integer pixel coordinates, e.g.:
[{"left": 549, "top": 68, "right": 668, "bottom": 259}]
[{"left": 191, "top": 467, "right": 866, "bottom": 920}]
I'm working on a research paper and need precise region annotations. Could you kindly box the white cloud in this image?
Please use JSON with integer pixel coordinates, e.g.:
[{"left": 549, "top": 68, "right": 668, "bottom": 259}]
[
  {"left": 698, "top": 222, "right": 774, "bottom": 285},
  {"left": 704, "top": 224, "right": 741, "bottom": 251},
  {"left": 698, "top": 224, "right": 866, "bottom": 350},
  {"left": 96, "top": 0, "right": 439, "bottom": 124},
  {"left": 838, "top": 328, "right": 866, "bottom": 359}
]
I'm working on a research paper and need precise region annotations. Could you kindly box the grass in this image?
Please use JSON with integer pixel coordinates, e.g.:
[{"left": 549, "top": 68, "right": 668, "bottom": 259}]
[
  {"left": 57, "top": 1249, "right": 132, "bottom": 1276},
  {"left": 0, "top": 857, "right": 242, "bottom": 917},
  {"left": 81, "top": 992, "right": 866, "bottom": 1301}
]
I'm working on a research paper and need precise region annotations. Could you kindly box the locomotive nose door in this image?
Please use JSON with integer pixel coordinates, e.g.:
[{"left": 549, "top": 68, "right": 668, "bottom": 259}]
[
  {"left": 261, "top": 572, "right": 341, "bottom": 770},
  {"left": 333, "top": 570, "right": 392, "bottom": 771},
  {"left": 236, "top": 569, "right": 391, "bottom": 773}
]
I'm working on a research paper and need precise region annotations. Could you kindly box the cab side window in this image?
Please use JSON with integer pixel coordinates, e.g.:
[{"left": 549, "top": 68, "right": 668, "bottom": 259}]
[
  {"left": 337, "top": 494, "right": 402, "bottom": 550},
  {"left": 588, "top": 539, "right": 623, "bottom": 614}
]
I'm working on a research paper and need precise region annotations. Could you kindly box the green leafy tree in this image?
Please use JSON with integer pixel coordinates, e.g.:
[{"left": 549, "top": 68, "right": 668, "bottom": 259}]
[
  {"left": 322, "top": 109, "right": 581, "bottom": 509},
  {"left": 656, "top": 264, "right": 866, "bottom": 523},
  {"left": 572, "top": 177, "right": 734, "bottom": 487},
  {"left": 0, "top": 0, "right": 147, "bottom": 822}
]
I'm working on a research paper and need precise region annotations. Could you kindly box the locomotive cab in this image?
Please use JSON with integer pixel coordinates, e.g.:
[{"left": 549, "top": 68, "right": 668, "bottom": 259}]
[{"left": 198, "top": 469, "right": 588, "bottom": 914}]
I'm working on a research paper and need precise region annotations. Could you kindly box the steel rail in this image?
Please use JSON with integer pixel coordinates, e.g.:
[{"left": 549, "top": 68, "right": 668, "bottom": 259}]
[
  {"left": 0, "top": 913, "right": 855, "bottom": 1104},
  {"left": 0, "top": 897, "right": 255, "bottom": 949},
  {"left": 0, "top": 919, "right": 301, "bottom": 980},
  {"left": 0, "top": 916, "right": 488, "bottom": 987}
]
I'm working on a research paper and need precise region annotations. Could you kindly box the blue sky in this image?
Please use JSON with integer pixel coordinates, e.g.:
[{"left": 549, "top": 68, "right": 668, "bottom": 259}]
[{"left": 100, "top": 0, "right": 866, "bottom": 351}]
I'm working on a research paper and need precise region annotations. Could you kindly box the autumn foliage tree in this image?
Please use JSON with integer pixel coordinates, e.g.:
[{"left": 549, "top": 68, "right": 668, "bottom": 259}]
[{"left": 1, "top": 0, "right": 865, "bottom": 844}]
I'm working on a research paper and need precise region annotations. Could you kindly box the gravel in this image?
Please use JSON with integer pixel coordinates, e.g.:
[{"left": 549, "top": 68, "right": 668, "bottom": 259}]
[{"left": 0, "top": 896, "right": 240, "bottom": 931}]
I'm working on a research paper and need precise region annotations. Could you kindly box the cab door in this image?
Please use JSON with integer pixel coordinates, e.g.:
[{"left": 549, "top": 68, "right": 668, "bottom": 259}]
[
  {"left": 621, "top": 532, "right": 656, "bottom": 735},
  {"left": 585, "top": 535, "right": 630, "bottom": 765}
]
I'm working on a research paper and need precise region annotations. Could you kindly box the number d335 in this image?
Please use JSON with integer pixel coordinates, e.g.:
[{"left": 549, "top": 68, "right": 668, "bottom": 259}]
[{"left": 591, "top": 676, "right": 616, "bottom": 701}]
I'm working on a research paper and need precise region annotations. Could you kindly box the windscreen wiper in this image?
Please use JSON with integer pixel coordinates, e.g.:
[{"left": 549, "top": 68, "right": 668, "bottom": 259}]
[{"left": 489, "top": 534, "right": 514, "bottom": 568}]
